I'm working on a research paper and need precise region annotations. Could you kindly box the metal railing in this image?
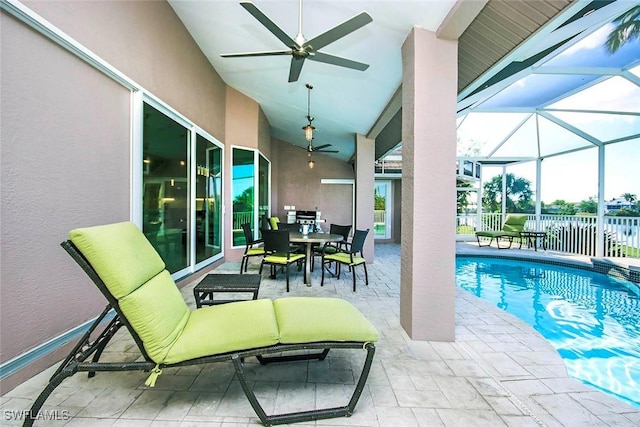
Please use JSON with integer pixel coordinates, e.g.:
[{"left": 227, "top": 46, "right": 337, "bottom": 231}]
[
  {"left": 458, "top": 213, "right": 639, "bottom": 258},
  {"left": 232, "top": 211, "right": 253, "bottom": 231}
]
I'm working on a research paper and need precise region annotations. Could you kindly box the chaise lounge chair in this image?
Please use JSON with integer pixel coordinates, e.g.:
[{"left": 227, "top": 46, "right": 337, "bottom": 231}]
[
  {"left": 475, "top": 214, "right": 528, "bottom": 249},
  {"left": 24, "top": 222, "right": 378, "bottom": 427}
]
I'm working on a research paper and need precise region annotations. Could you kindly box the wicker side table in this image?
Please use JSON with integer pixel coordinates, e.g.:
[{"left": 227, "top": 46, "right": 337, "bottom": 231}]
[{"left": 193, "top": 274, "right": 261, "bottom": 307}]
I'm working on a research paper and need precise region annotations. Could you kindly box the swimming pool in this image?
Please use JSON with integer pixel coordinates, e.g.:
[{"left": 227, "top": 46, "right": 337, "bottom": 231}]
[{"left": 456, "top": 257, "right": 640, "bottom": 408}]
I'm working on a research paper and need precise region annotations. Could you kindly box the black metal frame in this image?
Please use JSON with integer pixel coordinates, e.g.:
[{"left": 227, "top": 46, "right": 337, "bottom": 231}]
[
  {"left": 259, "top": 229, "right": 305, "bottom": 292},
  {"left": 475, "top": 233, "right": 517, "bottom": 249},
  {"left": 321, "top": 229, "right": 370, "bottom": 291},
  {"left": 23, "top": 241, "right": 376, "bottom": 427}
]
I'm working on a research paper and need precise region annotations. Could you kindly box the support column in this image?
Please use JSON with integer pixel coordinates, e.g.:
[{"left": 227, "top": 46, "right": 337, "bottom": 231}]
[
  {"left": 597, "top": 145, "right": 605, "bottom": 257},
  {"left": 355, "top": 133, "right": 375, "bottom": 262},
  {"left": 400, "top": 27, "right": 457, "bottom": 341}
]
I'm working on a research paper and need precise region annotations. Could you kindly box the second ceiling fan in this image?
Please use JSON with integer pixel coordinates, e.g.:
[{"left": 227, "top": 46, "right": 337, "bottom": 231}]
[{"left": 221, "top": 0, "right": 372, "bottom": 82}]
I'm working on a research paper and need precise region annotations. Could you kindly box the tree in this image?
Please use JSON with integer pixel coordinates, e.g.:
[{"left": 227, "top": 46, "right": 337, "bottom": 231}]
[
  {"left": 577, "top": 197, "right": 597, "bottom": 214},
  {"left": 622, "top": 193, "right": 637, "bottom": 204},
  {"left": 605, "top": 6, "right": 640, "bottom": 54},
  {"left": 233, "top": 187, "right": 254, "bottom": 212},
  {"left": 374, "top": 187, "right": 386, "bottom": 210},
  {"left": 482, "top": 173, "right": 533, "bottom": 213},
  {"left": 457, "top": 181, "right": 473, "bottom": 214},
  {"left": 542, "top": 199, "right": 576, "bottom": 215}
]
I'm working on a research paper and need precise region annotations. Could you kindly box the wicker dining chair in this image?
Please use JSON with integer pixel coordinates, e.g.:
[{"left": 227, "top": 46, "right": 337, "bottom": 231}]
[
  {"left": 321, "top": 228, "right": 369, "bottom": 291},
  {"left": 240, "top": 222, "right": 265, "bottom": 273}
]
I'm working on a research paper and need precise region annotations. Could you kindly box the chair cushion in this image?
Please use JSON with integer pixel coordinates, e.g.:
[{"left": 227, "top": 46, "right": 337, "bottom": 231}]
[
  {"left": 119, "top": 270, "right": 191, "bottom": 362},
  {"left": 70, "top": 222, "right": 191, "bottom": 364},
  {"left": 503, "top": 214, "right": 527, "bottom": 233},
  {"left": 245, "top": 248, "right": 265, "bottom": 256},
  {"left": 69, "top": 222, "right": 166, "bottom": 298},
  {"left": 264, "top": 253, "right": 305, "bottom": 264},
  {"left": 274, "top": 297, "right": 378, "bottom": 344},
  {"left": 165, "top": 299, "right": 280, "bottom": 364},
  {"left": 324, "top": 252, "right": 365, "bottom": 266},
  {"left": 269, "top": 217, "right": 280, "bottom": 230}
]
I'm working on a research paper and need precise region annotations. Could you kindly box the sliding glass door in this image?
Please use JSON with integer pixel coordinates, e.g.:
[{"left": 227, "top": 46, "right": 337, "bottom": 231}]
[
  {"left": 195, "top": 135, "right": 222, "bottom": 265},
  {"left": 142, "top": 101, "right": 223, "bottom": 274}
]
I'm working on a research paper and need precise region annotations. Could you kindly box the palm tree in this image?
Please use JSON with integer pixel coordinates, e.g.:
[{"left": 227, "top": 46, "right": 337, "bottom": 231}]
[
  {"left": 622, "top": 192, "right": 637, "bottom": 203},
  {"left": 482, "top": 173, "right": 533, "bottom": 213},
  {"left": 605, "top": 6, "right": 640, "bottom": 54}
]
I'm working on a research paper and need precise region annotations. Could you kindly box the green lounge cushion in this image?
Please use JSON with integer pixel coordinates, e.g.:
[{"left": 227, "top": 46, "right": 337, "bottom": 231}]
[
  {"left": 69, "top": 222, "right": 377, "bottom": 370},
  {"left": 119, "top": 270, "right": 190, "bottom": 362},
  {"left": 70, "top": 222, "right": 190, "bottom": 364},
  {"left": 274, "top": 297, "right": 379, "bottom": 344},
  {"left": 476, "top": 214, "right": 527, "bottom": 238},
  {"left": 165, "top": 299, "right": 280, "bottom": 364},
  {"left": 324, "top": 252, "right": 365, "bottom": 266},
  {"left": 246, "top": 247, "right": 265, "bottom": 256},
  {"left": 69, "top": 222, "right": 165, "bottom": 298},
  {"left": 264, "top": 253, "right": 305, "bottom": 264}
]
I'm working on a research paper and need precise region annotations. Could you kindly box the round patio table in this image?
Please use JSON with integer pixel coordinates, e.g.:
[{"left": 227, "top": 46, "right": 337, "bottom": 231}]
[{"left": 289, "top": 232, "right": 343, "bottom": 286}]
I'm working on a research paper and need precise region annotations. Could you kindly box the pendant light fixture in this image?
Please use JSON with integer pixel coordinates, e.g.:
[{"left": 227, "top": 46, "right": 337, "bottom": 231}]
[
  {"left": 302, "top": 83, "right": 315, "bottom": 142},
  {"left": 307, "top": 152, "right": 315, "bottom": 169}
]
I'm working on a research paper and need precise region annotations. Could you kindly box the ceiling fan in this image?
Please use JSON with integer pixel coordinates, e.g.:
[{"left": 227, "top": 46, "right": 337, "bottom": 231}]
[
  {"left": 300, "top": 142, "right": 338, "bottom": 153},
  {"left": 221, "top": 0, "right": 372, "bottom": 82}
]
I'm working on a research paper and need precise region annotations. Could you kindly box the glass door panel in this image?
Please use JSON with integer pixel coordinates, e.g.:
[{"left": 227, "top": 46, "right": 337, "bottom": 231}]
[
  {"left": 142, "top": 103, "right": 190, "bottom": 273},
  {"left": 195, "top": 135, "right": 222, "bottom": 264},
  {"left": 258, "top": 154, "right": 270, "bottom": 237},
  {"left": 232, "top": 148, "right": 255, "bottom": 246},
  {"left": 374, "top": 181, "right": 392, "bottom": 239}
]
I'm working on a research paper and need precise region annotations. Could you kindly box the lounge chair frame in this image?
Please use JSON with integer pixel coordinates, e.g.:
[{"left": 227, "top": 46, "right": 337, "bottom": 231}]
[
  {"left": 23, "top": 241, "right": 376, "bottom": 427},
  {"left": 475, "top": 214, "right": 528, "bottom": 249}
]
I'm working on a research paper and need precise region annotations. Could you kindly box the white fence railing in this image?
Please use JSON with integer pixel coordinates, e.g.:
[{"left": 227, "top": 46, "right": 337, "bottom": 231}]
[
  {"left": 233, "top": 211, "right": 253, "bottom": 231},
  {"left": 457, "top": 213, "right": 639, "bottom": 258}
]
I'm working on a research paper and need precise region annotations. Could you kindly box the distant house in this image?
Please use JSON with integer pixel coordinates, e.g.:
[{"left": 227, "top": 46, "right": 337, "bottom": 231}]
[{"left": 605, "top": 198, "right": 633, "bottom": 213}]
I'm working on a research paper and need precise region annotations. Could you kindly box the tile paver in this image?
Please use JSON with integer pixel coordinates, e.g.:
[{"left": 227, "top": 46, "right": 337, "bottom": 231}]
[{"left": 3, "top": 243, "right": 639, "bottom": 426}]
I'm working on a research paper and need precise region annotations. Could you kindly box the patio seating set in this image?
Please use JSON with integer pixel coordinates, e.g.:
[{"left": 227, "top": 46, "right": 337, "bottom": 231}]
[
  {"left": 241, "top": 219, "right": 370, "bottom": 291},
  {"left": 475, "top": 214, "right": 547, "bottom": 250},
  {"left": 23, "top": 222, "right": 378, "bottom": 427}
]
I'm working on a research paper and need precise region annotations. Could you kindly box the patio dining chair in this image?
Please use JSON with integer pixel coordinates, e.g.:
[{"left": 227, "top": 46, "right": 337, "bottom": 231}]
[
  {"left": 259, "top": 229, "right": 306, "bottom": 292},
  {"left": 311, "top": 223, "right": 351, "bottom": 271},
  {"left": 475, "top": 214, "right": 528, "bottom": 249},
  {"left": 240, "top": 222, "right": 264, "bottom": 273},
  {"left": 321, "top": 228, "right": 369, "bottom": 292},
  {"left": 23, "top": 222, "right": 378, "bottom": 427}
]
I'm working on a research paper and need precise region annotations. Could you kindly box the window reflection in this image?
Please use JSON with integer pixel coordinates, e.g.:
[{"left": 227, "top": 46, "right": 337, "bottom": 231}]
[
  {"left": 195, "top": 135, "right": 222, "bottom": 264},
  {"left": 142, "top": 103, "right": 189, "bottom": 273},
  {"left": 232, "top": 148, "right": 255, "bottom": 246}
]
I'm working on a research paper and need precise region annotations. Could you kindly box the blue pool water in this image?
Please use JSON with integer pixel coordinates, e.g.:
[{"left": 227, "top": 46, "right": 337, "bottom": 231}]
[{"left": 456, "top": 257, "right": 640, "bottom": 408}]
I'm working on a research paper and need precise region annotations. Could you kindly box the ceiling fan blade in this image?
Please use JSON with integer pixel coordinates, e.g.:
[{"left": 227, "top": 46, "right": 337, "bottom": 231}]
[
  {"left": 288, "top": 57, "right": 305, "bottom": 82},
  {"left": 316, "top": 149, "right": 339, "bottom": 153},
  {"left": 309, "top": 51, "right": 369, "bottom": 71},
  {"left": 313, "top": 144, "right": 332, "bottom": 150},
  {"left": 304, "top": 12, "right": 372, "bottom": 51},
  {"left": 240, "top": 1, "right": 297, "bottom": 48},
  {"left": 220, "top": 50, "right": 292, "bottom": 58}
]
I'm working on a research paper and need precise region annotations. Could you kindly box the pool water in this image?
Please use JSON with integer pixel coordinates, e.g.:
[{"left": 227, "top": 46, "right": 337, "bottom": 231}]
[{"left": 456, "top": 257, "right": 640, "bottom": 408}]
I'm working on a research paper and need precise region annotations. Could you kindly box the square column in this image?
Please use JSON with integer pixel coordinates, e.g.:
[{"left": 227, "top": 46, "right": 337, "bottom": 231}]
[
  {"left": 355, "top": 133, "right": 375, "bottom": 262},
  {"left": 400, "top": 27, "right": 457, "bottom": 341}
]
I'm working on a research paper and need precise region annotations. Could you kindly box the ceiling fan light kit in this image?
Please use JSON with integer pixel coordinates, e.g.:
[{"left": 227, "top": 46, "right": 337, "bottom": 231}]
[{"left": 221, "top": 0, "right": 372, "bottom": 82}]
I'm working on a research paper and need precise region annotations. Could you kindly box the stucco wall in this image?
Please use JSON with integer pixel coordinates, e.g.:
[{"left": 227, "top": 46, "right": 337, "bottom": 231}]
[
  {"left": 0, "top": 11, "right": 131, "bottom": 391},
  {"left": 23, "top": 0, "right": 227, "bottom": 140},
  {"left": 274, "top": 139, "right": 355, "bottom": 227},
  {"left": 0, "top": 0, "right": 235, "bottom": 392}
]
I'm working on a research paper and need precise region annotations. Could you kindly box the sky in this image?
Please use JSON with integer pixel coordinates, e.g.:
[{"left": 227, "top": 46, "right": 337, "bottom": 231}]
[{"left": 456, "top": 19, "right": 640, "bottom": 204}]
